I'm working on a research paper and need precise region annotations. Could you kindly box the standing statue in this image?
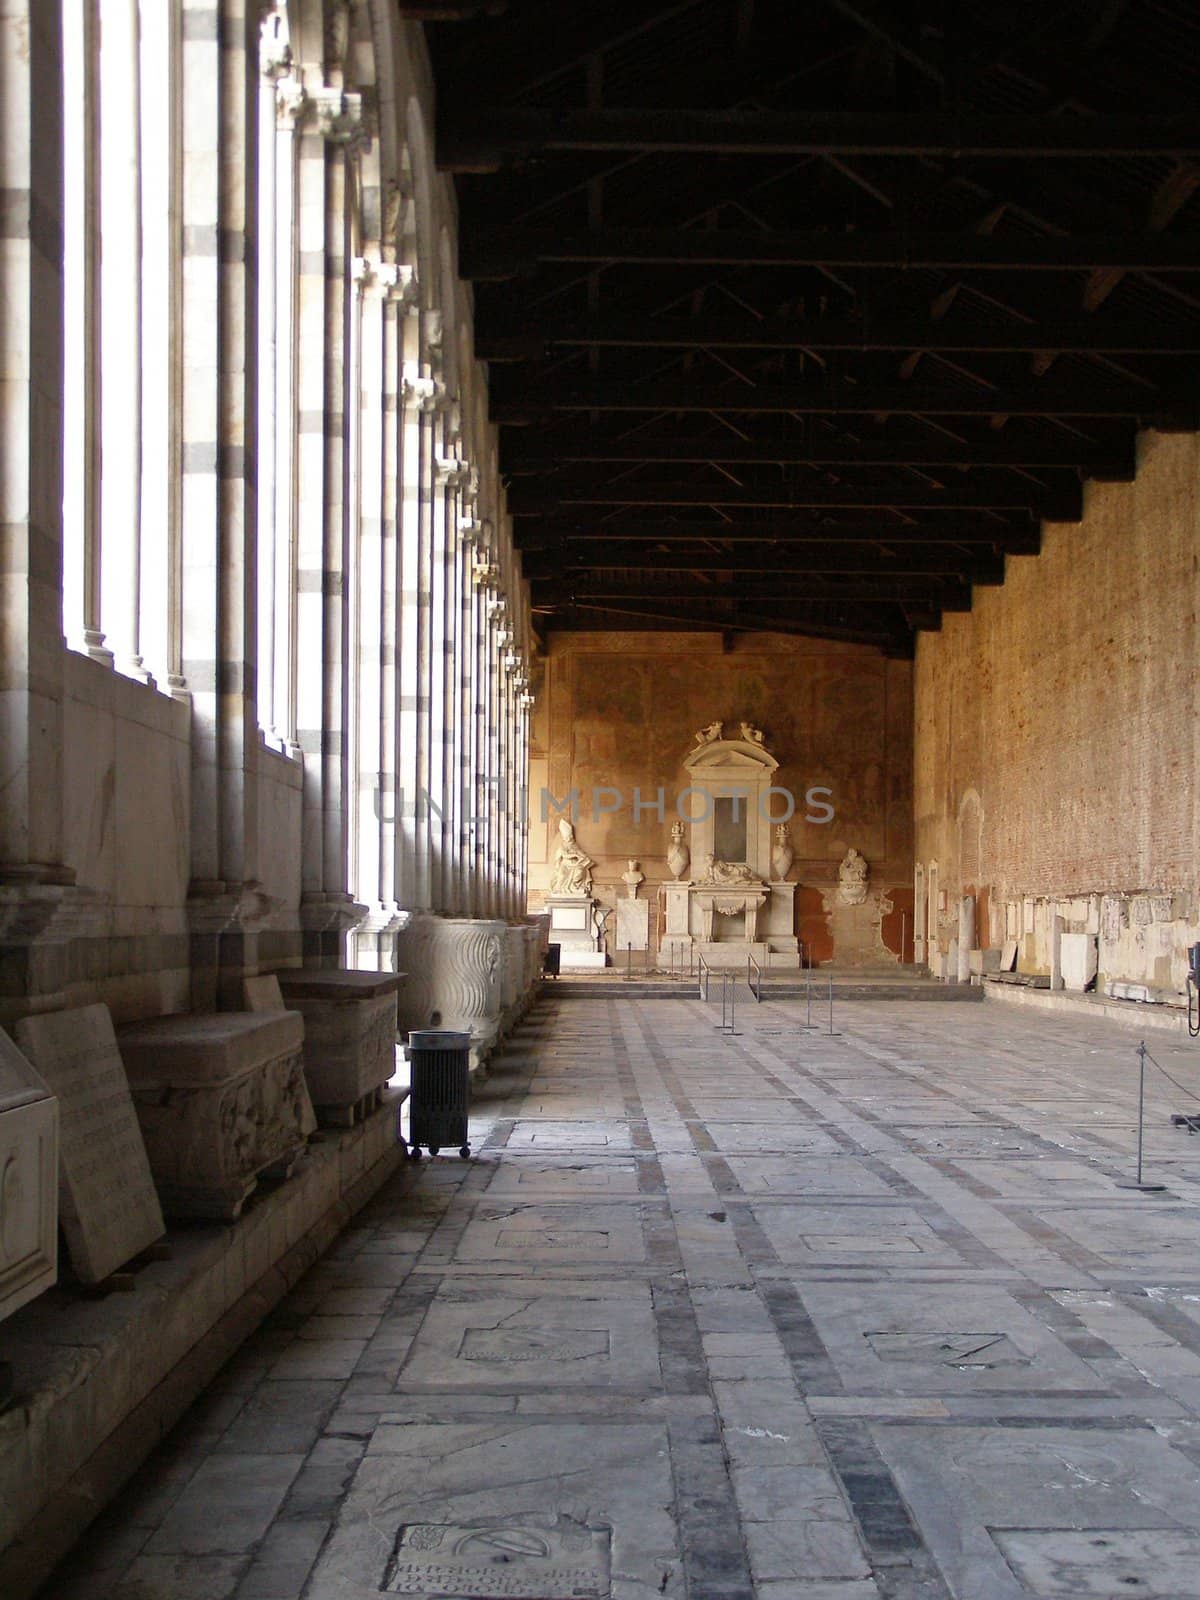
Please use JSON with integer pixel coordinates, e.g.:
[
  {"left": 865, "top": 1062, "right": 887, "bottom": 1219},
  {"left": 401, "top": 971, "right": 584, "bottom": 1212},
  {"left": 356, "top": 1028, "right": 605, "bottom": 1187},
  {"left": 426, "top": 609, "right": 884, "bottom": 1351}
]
[
  {"left": 837, "top": 847, "right": 869, "bottom": 907},
  {"left": 666, "top": 820, "right": 690, "bottom": 881},
  {"left": 622, "top": 860, "right": 645, "bottom": 899},
  {"left": 549, "top": 818, "right": 595, "bottom": 896}
]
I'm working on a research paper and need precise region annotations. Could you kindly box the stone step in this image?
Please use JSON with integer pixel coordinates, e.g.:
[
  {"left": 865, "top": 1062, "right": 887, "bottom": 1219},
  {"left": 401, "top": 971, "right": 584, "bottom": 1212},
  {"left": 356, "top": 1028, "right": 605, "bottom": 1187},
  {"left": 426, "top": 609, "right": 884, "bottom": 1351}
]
[{"left": 544, "top": 976, "right": 981, "bottom": 1002}]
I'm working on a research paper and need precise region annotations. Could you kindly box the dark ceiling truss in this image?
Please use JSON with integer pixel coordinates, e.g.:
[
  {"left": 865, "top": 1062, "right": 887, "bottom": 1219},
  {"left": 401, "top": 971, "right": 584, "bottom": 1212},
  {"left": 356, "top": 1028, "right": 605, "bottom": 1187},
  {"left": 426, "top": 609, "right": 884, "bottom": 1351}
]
[
  {"left": 460, "top": 226, "right": 1200, "bottom": 277},
  {"left": 439, "top": 109, "right": 1200, "bottom": 169},
  {"left": 489, "top": 379, "right": 1195, "bottom": 423},
  {"left": 501, "top": 431, "right": 1136, "bottom": 476},
  {"left": 478, "top": 312, "right": 1200, "bottom": 359},
  {"left": 517, "top": 517, "right": 1042, "bottom": 551},
  {"left": 424, "top": 0, "right": 1200, "bottom": 655},
  {"left": 509, "top": 478, "right": 1085, "bottom": 519}
]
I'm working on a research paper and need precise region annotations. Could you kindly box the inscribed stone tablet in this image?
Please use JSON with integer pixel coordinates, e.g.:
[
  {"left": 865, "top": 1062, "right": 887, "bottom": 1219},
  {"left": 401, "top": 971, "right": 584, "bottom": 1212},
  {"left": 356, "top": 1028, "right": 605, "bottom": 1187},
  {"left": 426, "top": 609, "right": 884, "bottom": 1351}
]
[
  {"left": 615, "top": 897, "right": 649, "bottom": 952},
  {"left": 15, "top": 1005, "right": 165, "bottom": 1284}
]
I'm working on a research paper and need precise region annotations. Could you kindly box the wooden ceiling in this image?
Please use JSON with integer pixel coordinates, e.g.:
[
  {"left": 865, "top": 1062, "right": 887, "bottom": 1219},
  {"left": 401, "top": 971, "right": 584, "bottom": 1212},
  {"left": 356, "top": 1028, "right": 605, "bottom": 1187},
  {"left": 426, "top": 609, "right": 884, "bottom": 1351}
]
[{"left": 416, "top": 0, "right": 1200, "bottom": 656}]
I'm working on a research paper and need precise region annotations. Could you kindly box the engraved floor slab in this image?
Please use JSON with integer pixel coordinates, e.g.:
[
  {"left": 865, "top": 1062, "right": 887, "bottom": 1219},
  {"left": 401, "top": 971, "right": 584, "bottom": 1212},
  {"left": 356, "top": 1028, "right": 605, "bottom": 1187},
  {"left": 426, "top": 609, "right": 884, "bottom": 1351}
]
[
  {"left": 398, "top": 1279, "right": 659, "bottom": 1391},
  {"left": 990, "top": 1526, "right": 1200, "bottom": 1597},
  {"left": 384, "top": 1518, "right": 611, "bottom": 1597},
  {"left": 801, "top": 1282, "right": 1106, "bottom": 1395},
  {"left": 876, "top": 1424, "right": 1200, "bottom": 1600},
  {"left": 305, "top": 1422, "right": 678, "bottom": 1600},
  {"left": 723, "top": 1155, "right": 896, "bottom": 1196},
  {"left": 752, "top": 1202, "right": 967, "bottom": 1268},
  {"left": 452, "top": 1203, "right": 647, "bottom": 1266},
  {"left": 484, "top": 1157, "right": 643, "bottom": 1197}
]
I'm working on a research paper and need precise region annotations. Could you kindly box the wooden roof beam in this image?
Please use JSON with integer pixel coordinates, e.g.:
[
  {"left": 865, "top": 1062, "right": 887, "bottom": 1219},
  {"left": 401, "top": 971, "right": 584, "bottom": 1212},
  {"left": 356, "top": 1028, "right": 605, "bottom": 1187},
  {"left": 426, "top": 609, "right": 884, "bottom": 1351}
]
[{"left": 440, "top": 109, "right": 1200, "bottom": 172}]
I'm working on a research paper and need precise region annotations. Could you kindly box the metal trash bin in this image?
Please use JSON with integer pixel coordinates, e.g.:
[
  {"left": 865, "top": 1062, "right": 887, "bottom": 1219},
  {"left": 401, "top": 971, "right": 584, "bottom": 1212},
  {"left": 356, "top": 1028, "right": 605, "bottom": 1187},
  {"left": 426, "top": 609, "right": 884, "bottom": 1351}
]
[{"left": 405, "top": 1029, "right": 471, "bottom": 1159}]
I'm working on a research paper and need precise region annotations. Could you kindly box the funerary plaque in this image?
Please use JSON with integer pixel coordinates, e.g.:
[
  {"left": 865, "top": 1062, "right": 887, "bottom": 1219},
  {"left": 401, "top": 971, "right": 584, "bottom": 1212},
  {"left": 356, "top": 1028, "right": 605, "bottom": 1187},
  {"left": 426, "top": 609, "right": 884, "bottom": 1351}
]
[
  {"left": 385, "top": 1520, "right": 611, "bottom": 1598},
  {"left": 15, "top": 1005, "right": 164, "bottom": 1285}
]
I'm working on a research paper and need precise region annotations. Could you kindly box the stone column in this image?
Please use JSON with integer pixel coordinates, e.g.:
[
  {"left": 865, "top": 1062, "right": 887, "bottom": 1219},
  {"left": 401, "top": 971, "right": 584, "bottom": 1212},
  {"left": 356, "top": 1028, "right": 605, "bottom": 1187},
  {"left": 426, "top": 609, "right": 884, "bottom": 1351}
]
[
  {"left": 293, "top": 95, "right": 364, "bottom": 964},
  {"left": 957, "top": 895, "right": 975, "bottom": 984},
  {"left": 352, "top": 256, "right": 385, "bottom": 965},
  {"left": 428, "top": 427, "right": 454, "bottom": 914},
  {"left": 376, "top": 267, "right": 417, "bottom": 970},
  {"left": 180, "top": 0, "right": 263, "bottom": 1008},
  {"left": 0, "top": 0, "right": 97, "bottom": 1013}
]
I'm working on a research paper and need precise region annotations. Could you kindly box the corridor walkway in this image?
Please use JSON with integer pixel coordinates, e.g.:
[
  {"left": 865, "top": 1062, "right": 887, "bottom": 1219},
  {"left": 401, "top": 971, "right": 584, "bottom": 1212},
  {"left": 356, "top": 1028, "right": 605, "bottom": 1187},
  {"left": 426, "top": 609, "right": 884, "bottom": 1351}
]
[{"left": 45, "top": 995, "right": 1200, "bottom": 1600}]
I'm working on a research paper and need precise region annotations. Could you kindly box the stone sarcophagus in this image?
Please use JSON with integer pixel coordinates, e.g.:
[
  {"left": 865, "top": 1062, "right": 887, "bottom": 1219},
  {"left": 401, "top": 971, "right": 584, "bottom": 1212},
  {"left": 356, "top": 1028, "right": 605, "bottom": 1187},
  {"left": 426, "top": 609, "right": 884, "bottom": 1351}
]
[
  {"left": 273, "top": 969, "right": 401, "bottom": 1125},
  {"left": 117, "top": 1012, "right": 316, "bottom": 1221},
  {"left": 0, "top": 1030, "right": 58, "bottom": 1321}
]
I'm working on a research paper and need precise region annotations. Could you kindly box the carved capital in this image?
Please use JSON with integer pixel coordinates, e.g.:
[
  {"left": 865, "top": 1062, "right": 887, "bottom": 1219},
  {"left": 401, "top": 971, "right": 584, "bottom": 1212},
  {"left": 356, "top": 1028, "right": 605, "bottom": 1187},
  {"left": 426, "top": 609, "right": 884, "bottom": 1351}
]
[
  {"left": 378, "top": 261, "right": 419, "bottom": 308},
  {"left": 275, "top": 71, "right": 307, "bottom": 126},
  {"left": 459, "top": 515, "right": 490, "bottom": 545},
  {"left": 435, "top": 455, "right": 472, "bottom": 489},
  {"left": 400, "top": 372, "right": 447, "bottom": 413},
  {"left": 311, "top": 86, "right": 366, "bottom": 146}
]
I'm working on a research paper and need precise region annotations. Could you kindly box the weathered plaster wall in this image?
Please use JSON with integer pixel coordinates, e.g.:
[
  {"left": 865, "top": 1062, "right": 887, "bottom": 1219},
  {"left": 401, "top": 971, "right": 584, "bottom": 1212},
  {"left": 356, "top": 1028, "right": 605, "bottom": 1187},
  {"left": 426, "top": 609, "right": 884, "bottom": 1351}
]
[
  {"left": 529, "top": 631, "right": 913, "bottom": 964},
  {"left": 914, "top": 430, "right": 1200, "bottom": 996}
]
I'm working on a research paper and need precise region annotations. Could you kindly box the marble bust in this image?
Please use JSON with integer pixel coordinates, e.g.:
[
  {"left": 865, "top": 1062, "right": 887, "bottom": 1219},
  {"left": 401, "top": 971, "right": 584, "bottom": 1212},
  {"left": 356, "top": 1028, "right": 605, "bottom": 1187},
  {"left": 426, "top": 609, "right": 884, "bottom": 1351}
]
[
  {"left": 549, "top": 818, "right": 595, "bottom": 896},
  {"left": 621, "top": 860, "right": 645, "bottom": 899}
]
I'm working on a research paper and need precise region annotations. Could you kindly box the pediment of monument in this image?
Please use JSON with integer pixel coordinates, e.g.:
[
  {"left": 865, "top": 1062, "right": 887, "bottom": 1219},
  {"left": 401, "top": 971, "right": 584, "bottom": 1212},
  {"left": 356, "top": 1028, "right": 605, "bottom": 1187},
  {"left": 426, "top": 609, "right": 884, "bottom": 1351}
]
[{"left": 682, "top": 738, "right": 779, "bottom": 776}]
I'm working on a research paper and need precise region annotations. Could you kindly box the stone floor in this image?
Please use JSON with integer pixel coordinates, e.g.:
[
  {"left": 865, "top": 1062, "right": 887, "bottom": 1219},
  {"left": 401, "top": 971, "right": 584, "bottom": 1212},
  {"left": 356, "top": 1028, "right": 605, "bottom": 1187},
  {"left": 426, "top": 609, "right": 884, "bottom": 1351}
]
[{"left": 40, "top": 993, "right": 1200, "bottom": 1600}]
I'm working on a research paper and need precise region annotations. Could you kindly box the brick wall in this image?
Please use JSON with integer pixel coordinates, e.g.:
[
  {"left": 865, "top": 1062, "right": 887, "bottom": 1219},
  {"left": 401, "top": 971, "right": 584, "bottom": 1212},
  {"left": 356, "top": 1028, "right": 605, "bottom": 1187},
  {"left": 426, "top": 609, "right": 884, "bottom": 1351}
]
[{"left": 914, "top": 431, "right": 1200, "bottom": 989}]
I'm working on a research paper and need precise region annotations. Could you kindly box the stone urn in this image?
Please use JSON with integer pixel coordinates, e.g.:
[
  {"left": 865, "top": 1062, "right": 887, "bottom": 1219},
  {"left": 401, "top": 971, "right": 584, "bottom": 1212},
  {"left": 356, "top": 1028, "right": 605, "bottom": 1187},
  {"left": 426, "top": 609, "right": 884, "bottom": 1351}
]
[
  {"left": 771, "top": 823, "right": 794, "bottom": 882},
  {"left": 667, "top": 821, "right": 690, "bottom": 881}
]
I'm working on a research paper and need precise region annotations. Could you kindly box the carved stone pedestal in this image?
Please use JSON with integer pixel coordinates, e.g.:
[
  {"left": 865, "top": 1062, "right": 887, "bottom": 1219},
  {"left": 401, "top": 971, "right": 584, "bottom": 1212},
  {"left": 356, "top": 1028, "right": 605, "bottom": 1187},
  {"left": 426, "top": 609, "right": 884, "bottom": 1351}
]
[
  {"left": 394, "top": 911, "right": 437, "bottom": 1034},
  {"left": 275, "top": 969, "right": 401, "bottom": 1126},
  {"left": 499, "top": 925, "right": 524, "bottom": 1036},
  {"left": 547, "top": 895, "right": 605, "bottom": 969},
  {"left": 117, "top": 1013, "right": 316, "bottom": 1221},
  {"left": 428, "top": 918, "right": 505, "bottom": 1072},
  {"left": 0, "top": 1032, "right": 57, "bottom": 1323}
]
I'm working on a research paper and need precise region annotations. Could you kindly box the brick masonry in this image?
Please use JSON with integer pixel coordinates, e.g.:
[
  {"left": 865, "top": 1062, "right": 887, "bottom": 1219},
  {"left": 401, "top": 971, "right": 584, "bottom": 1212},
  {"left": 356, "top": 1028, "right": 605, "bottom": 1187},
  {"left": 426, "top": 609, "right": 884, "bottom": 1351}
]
[{"left": 913, "top": 430, "right": 1200, "bottom": 988}]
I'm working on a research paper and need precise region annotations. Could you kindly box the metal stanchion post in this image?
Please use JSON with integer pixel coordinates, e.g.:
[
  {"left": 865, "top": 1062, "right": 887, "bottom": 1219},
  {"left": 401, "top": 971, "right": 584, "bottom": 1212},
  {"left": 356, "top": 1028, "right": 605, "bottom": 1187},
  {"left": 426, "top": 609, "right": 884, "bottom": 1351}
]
[
  {"left": 1117, "top": 1040, "right": 1166, "bottom": 1192},
  {"left": 826, "top": 971, "right": 840, "bottom": 1037}
]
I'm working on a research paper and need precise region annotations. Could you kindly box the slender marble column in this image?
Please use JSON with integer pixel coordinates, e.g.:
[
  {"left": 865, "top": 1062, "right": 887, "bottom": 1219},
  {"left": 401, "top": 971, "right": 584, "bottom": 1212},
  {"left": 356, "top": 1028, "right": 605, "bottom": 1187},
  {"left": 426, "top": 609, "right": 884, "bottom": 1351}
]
[{"left": 0, "top": 0, "right": 70, "bottom": 887}]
